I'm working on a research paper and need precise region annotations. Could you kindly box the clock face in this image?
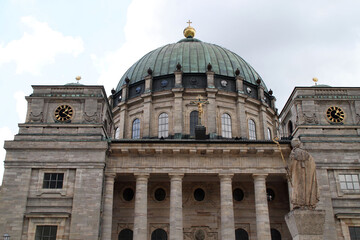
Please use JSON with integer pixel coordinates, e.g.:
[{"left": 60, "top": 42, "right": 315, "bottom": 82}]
[
  {"left": 326, "top": 106, "right": 345, "bottom": 123},
  {"left": 55, "top": 105, "right": 73, "bottom": 122}
]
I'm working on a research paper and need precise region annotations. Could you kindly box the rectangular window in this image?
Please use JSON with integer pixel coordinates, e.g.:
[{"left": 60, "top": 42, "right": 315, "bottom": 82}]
[
  {"left": 349, "top": 226, "right": 360, "bottom": 240},
  {"left": 35, "top": 225, "right": 57, "bottom": 240},
  {"left": 339, "top": 174, "right": 360, "bottom": 190},
  {"left": 43, "top": 173, "right": 64, "bottom": 189}
]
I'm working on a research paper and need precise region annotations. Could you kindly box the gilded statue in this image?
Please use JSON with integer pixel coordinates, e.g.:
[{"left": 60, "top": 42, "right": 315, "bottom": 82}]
[{"left": 288, "top": 138, "right": 319, "bottom": 209}]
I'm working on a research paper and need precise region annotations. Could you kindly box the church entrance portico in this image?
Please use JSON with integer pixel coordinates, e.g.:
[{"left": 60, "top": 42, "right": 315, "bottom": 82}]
[{"left": 105, "top": 172, "right": 290, "bottom": 240}]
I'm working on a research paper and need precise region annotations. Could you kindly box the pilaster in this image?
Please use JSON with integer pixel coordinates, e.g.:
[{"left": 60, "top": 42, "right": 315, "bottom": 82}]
[{"left": 101, "top": 173, "right": 116, "bottom": 240}]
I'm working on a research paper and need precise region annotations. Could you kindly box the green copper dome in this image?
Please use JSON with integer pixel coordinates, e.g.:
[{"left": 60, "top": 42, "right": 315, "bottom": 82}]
[{"left": 116, "top": 38, "right": 267, "bottom": 91}]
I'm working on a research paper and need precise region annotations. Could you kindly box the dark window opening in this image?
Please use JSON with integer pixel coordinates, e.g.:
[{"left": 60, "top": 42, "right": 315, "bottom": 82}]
[
  {"left": 118, "top": 228, "right": 133, "bottom": 240},
  {"left": 35, "top": 225, "right": 57, "bottom": 240},
  {"left": 154, "top": 188, "right": 166, "bottom": 201},
  {"left": 271, "top": 228, "right": 282, "bottom": 240},
  {"left": 194, "top": 188, "right": 205, "bottom": 201},
  {"left": 123, "top": 188, "right": 134, "bottom": 201},
  {"left": 151, "top": 228, "right": 167, "bottom": 240},
  {"left": 267, "top": 188, "right": 275, "bottom": 202},
  {"left": 43, "top": 173, "right": 64, "bottom": 189},
  {"left": 190, "top": 111, "right": 199, "bottom": 137},
  {"left": 235, "top": 228, "right": 249, "bottom": 240},
  {"left": 349, "top": 226, "right": 360, "bottom": 240},
  {"left": 233, "top": 188, "right": 244, "bottom": 201}
]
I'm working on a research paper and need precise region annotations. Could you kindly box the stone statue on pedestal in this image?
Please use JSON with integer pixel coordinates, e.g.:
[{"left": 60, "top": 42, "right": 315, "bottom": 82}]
[{"left": 288, "top": 138, "right": 319, "bottom": 209}]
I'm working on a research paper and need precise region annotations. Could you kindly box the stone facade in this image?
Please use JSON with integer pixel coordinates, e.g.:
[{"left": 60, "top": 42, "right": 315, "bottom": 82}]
[{"left": 0, "top": 47, "right": 359, "bottom": 240}]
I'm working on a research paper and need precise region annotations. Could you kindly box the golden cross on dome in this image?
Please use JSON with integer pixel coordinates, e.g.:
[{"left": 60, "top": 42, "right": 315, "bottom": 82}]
[
  {"left": 187, "top": 20, "right": 192, "bottom": 27},
  {"left": 190, "top": 95, "right": 209, "bottom": 125}
]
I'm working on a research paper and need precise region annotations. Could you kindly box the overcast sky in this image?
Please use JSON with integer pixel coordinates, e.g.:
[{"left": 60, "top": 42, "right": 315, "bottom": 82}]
[{"left": 1, "top": 0, "right": 360, "bottom": 183}]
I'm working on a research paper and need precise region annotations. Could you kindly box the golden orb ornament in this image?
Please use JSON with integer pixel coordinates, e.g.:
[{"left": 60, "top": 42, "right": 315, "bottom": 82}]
[
  {"left": 312, "top": 77, "right": 318, "bottom": 85},
  {"left": 183, "top": 20, "right": 196, "bottom": 38}
]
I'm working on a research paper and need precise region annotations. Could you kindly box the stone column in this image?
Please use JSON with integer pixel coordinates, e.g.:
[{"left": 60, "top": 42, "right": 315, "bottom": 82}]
[
  {"left": 142, "top": 94, "right": 152, "bottom": 138},
  {"left": 101, "top": 173, "right": 116, "bottom": 240},
  {"left": 253, "top": 174, "right": 271, "bottom": 240},
  {"left": 169, "top": 174, "right": 184, "bottom": 240},
  {"left": 133, "top": 173, "right": 149, "bottom": 240},
  {"left": 219, "top": 174, "right": 236, "bottom": 240}
]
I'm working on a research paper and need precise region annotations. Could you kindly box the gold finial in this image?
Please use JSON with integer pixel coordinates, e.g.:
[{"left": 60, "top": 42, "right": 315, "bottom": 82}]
[
  {"left": 312, "top": 77, "right": 318, "bottom": 85},
  {"left": 183, "top": 20, "right": 196, "bottom": 38},
  {"left": 75, "top": 76, "right": 81, "bottom": 84}
]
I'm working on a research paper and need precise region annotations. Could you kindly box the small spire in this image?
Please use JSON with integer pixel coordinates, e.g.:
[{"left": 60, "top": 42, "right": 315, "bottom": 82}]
[
  {"left": 183, "top": 20, "right": 196, "bottom": 38},
  {"left": 75, "top": 76, "right": 81, "bottom": 84},
  {"left": 312, "top": 77, "right": 318, "bottom": 86}
]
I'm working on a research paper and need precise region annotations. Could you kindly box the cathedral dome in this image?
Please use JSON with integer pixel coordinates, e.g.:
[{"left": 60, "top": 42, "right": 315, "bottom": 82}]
[{"left": 116, "top": 37, "right": 267, "bottom": 92}]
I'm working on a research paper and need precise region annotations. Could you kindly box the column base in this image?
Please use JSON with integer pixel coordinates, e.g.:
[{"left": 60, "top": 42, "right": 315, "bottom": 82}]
[{"left": 285, "top": 209, "right": 325, "bottom": 240}]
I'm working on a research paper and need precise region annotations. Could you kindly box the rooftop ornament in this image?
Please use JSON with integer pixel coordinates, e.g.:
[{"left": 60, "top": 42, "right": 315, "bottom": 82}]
[
  {"left": 75, "top": 76, "right": 81, "bottom": 84},
  {"left": 183, "top": 20, "right": 196, "bottom": 38},
  {"left": 190, "top": 95, "right": 209, "bottom": 125},
  {"left": 313, "top": 77, "right": 318, "bottom": 86}
]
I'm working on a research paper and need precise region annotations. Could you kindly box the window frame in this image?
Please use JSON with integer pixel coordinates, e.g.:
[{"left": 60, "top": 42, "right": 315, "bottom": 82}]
[
  {"left": 35, "top": 225, "right": 58, "bottom": 240},
  {"left": 221, "top": 113, "right": 232, "bottom": 138},
  {"left": 43, "top": 173, "right": 64, "bottom": 189},
  {"left": 248, "top": 119, "right": 257, "bottom": 140},
  {"left": 190, "top": 111, "right": 199, "bottom": 137},
  {"left": 158, "top": 112, "right": 169, "bottom": 138},
  {"left": 37, "top": 169, "right": 68, "bottom": 196},
  {"left": 335, "top": 171, "right": 360, "bottom": 197},
  {"left": 132, "top": 118, "right": 141, "bottom": 139}
]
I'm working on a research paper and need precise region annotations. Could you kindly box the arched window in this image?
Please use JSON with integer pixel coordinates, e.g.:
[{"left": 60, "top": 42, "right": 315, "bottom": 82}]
[
  {"left": 151, "top": 228, "right": 167, "bottom": 240},
  {"left": 288, "top": 120, "right": 293, "bottom": 136},
  {"left": 132, "top": 118, "right": 140, "bottom": 139},
  {"left": 115, "top": 127, "right": 120, "bottom": 139},
  {"left": 118, "top": 229, "right": 133, "bottom": 240},
  {"left": 235, "top": 228, "right": 249, "bottom": 240},
  {"left": 248, "top": 119, "right": 257, "bottom": 140},
  {"left": 271, "top": 228, "right": 282, "bottom": 240},
  {"left": 158, "top": 113, "right": 169, "bottom": 138},
  {"left": 190, "top": 111, "right": 198, "bottom": 137},
  {"left": 221, "top": 113, "right": 232, "bottom": 138},
  {"left": 267, "top": 128, "right": 272, "bottom": 140}
]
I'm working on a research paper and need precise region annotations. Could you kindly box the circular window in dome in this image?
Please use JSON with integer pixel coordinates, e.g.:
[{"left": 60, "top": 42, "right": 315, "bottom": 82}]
[
  {"left": 161, "top": 80, "right": 168, "bottom": 87},
  {"left": 135, "top": 86, "right": 142, "bottom": 93},
  {"left": 246, "top": 87, "right": 252, "bottom": 94},
  {"left": 233, "top": 188, "right": 244, "bottom": 201},
  {"left": 221, "top": 80, "right": 228, "bottom": 87},
  {"left": 123, "top": 188, "right": 134, "bottom": 201},
  {"left": 194, "top": 188, "right": 205, "bottom": 201},
  {"left": 267, "top": 188, "right": 275, "bottom": 202},
  {"left": 154, "top": 188, "right": 166, "bottom": 201}
]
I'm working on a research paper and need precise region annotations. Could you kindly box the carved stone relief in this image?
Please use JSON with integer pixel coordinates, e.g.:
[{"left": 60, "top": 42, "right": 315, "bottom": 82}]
[
  {"left": 29, "top": 112, "right": 43, "bottom": 123},
  {"left": 184, "top": 226, "right": 218, "bottom": 240}
]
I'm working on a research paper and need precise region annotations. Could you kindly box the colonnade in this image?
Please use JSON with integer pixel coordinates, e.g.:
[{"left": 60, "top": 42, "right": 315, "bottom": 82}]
[{"left": 101, "top": 173, "right": 272, "bottom": 240}]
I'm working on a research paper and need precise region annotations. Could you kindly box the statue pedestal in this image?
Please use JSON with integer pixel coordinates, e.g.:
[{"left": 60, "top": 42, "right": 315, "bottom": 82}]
[
  {"left": 195, "top": 125, "right": 206, "bottom": 140},
  {"left": 285, "top": 209, "right": 325, "bottom": 240}
]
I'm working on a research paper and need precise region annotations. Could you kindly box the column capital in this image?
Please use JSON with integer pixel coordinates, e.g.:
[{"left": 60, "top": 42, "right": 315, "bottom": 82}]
[
  {"left": 134, "top": 173, "right": 150, "bottom": 180},
  {"left": 105, "top": 173, "right": 116, "bottom": 179},
  {"left": 252, "top": 173, "right": 268, "bottom": 180},
  {"left": 169, "top": 173, "right": 184, "bottom": 179},
  {"left": 219, "top": 173, "right": 234, "bottom": 180}
]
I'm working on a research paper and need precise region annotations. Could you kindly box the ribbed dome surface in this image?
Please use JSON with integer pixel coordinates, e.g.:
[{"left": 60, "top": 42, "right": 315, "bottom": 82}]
[{"left": 116, "top": 38, "right": 266, "bottom": 91}]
